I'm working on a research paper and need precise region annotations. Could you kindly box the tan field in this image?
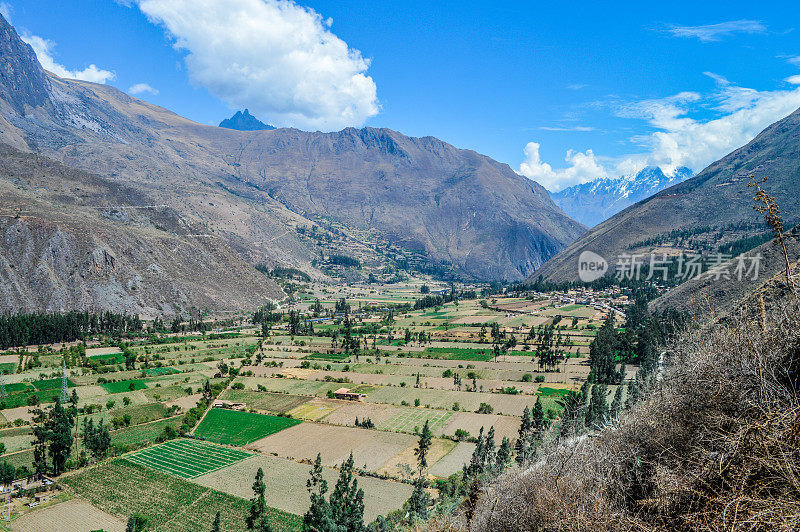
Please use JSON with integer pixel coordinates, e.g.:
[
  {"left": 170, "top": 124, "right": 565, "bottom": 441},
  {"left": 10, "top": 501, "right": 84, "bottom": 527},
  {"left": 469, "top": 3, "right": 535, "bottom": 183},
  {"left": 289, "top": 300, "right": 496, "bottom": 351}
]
[
  {"left": 246, "top": 422, "right": 418, "bottom": 472},
  {"left": 10, "top": 498, "right": 126, "bottom": 532},
  {"left": 193, "top": 455, "right": 412, "bottom": 522},
  {"left": 428, "top": 442, "right": 477, "bottom": 477}
]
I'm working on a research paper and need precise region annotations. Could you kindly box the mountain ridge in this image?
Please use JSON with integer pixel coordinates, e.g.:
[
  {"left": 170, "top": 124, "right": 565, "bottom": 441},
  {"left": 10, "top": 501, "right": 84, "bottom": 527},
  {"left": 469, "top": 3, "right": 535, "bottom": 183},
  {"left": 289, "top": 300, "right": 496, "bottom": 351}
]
[
  {"left": 532, "top": 105, "right": 800, "bottom": 283},
  {"left": 0, "top": 12, "right": 586, "bottom": 318},
  {"left": 551, "top": 166, "right": 693, "bottom": 227},
  {"left": 0, "top": 143, "right": 283, "bottom": 315}
]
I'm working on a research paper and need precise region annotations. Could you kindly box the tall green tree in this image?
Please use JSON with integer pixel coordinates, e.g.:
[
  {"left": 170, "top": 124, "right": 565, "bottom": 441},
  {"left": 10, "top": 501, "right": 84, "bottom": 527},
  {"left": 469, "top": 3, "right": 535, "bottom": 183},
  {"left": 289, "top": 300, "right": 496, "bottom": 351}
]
[
  {"left": 47, "top": 397, "right": 74, "bottom": 475},
  {"left": 126, "top": 514, "right": 147, "bottom": 532},
  {"left": 495, "top": 437, "right": 512, "bottom": 470},
  {"left": 586, "top": 384, "right": 609, "bottom": 428},
  {"left": 0, "top": 461, "right": 15, "bottom": 486},
  {"left": 329, "top": 453, "right": 365, "bottom": 531},
  {"left": 414, "top": 420, "right": 432, "bottom": 474},
  {"left": 408, "top": 477, "right": 431, "bottom": 521},
  {"left": 211, "top": 511, "right": 221, "bottom": 532},
  {"left": 515, "top": 406, "right": 531, "bottom": 461},
  {"left": 610, "top": 384, "right": 624, "bottom": 419},
  {"left": 247, "top": 467, "right": 272, "bottom": 532},
  {"left": 303, "top": 453, "right": 334, "bottom": 531}
]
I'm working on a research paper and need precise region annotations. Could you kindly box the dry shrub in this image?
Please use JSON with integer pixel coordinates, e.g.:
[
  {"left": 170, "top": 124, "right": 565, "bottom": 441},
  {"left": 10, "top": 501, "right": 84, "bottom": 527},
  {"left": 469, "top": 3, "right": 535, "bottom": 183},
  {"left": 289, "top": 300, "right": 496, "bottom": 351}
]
[{"left": 430, "top": 296, "right": 800, "bottom": 531}]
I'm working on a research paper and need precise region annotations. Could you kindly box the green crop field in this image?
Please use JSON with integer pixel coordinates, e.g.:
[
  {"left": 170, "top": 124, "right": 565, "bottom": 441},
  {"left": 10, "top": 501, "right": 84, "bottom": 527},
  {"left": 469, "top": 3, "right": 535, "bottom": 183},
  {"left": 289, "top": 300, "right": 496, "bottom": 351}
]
[
  {"left": 89, "top": 353, "right": 126, "bottom": 364},
  {"left": 194, "top": 408, "right": 301, "bottom": 446},
  {"left": 422, "top": 348, "right": 494, "bottom": 361},
  {"left": 537, "top": 386, "right": 572, "bottom": 397},
  {"left": 0, "top": 389, "right": 60, "bottom": 409},
  {"left": 125, "top": 438, "right": 251, "bottom": 479},
  {"left": 101, "top": 379, "right": 148, "bottom": 393},
  {"left": 143, "top": 367, "right": 180, "bottom": 376},
  {"left": 304, "top": 352, "right": 351, "bottom": 361},
  {"left": 0, "top": 362, "right": 17, "bottom": 374},
  {"left": 144, "top": 385, "right": 190, "bottom": 402},
  {"left": 243, "top": 378, "right": 342, "bottom": 397},
  {"left": 61, "top": 458, "right": 301, "bottom": 531},
  {"left": 102, "top": 402, "right": 170, "bottom": 426},
  {"left": 218, "top": 389, "right": 310, "bottom": 413},
  {"left": 110, "top": 417, "right": 183, "bottom": 447},
  {"left": 3, "top": 382, "right": 33, "bottom": 393},
  {"left": 1, "top": 448, "right": 33, "bottom": 470},
  {"left": 377, "top": 408, "right": 452, "bottom": 434},
  {"left": 32, "top": 377, "right": 76, "bottom": 390}
]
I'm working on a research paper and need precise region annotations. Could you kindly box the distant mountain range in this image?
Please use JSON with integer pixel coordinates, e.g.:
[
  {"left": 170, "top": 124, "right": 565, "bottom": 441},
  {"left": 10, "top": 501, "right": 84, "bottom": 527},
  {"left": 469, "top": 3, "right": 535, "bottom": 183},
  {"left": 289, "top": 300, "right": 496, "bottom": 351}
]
[
  {"left": 550, "top": 166, "right": 693, "bottom": 227},
  {"left": 0, "top": 13, "right": 585, "bottom": 313},
  {"left": 533, "top": 105, "right": 800, "bottom": 284},
  {"left": 219, "top": 109, "right": 275, "bottom": 131}
]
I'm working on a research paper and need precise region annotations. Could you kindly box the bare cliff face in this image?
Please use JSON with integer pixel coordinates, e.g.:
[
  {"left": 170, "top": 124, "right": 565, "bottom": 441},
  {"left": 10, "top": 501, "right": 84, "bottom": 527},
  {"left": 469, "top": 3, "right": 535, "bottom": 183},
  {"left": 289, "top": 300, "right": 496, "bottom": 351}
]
[{"left": 0, "top": 13, "right": 585, "bottom": 316}]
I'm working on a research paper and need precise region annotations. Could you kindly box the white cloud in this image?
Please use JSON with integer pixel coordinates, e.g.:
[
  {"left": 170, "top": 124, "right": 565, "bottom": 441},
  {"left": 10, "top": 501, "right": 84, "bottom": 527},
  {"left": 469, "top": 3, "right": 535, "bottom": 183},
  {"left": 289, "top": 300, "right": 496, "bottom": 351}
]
[
  {"left": 0, "top": 2, "right": 12, "bottom": 22},
  {"left": 520, "top": 76, "right": 800, "bottom": 191},
  {"left": 519, "top": 142, "right": 609, "bottom": 192},
  {"left": 618, "top": 77, "right": 800, "bottom": 174},
  {"left": 539, "top": 126, "right": 596, "bottom": 132},
  {"left": 21, "top": 34, "right": 115, "bottom": 83},
  {"left": 788, "top": 56, "right": 800, "bottom": 67},
  {"left": 129, "top": 0, "right": 378, "bottom": 131},
  {"left": 129, "top": 83, "right": 159, "bottom": 95},
  {"left": 667, "top": 20, "right": 766, "bottom": 42}
]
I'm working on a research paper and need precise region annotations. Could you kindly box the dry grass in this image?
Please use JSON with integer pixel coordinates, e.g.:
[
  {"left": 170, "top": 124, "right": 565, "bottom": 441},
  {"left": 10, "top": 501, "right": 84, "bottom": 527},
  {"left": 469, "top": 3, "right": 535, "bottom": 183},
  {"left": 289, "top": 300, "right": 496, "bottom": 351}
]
[{"left": 429, "top": 296, "right": 800, "bottom": 531}]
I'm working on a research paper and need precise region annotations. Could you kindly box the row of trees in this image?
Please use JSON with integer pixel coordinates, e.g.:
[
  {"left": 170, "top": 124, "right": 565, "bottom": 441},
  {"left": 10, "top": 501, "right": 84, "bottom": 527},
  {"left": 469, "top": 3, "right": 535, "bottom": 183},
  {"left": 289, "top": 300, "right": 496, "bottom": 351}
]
[
  {"left": 31, "top": 395, "right": 77, "bottom": 477},
  {"left": 0, "top": 311, "right": 142, "bottom": 349}
]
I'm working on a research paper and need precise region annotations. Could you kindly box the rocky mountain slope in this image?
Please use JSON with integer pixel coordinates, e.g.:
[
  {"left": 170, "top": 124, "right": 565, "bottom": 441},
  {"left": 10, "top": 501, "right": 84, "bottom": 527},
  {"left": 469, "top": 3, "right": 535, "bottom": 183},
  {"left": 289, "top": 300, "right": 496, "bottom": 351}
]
[
  {"left": 551, "top": 166, "right": 692, "bottom": 227},
  {"left": 0, "top": 13, "right": 584, "bottom": 288},
  {"left": 0, "top": 144, "right": 282, "bottom": 316},
  {"left": 533, "top": 106, "right": 800, "bottom": 283},
  {"left": 219, "top": 109, "right": 275, "bottom": 131},
  {"left": 650, "top": 224, "right": 800, "bottom": 317}
]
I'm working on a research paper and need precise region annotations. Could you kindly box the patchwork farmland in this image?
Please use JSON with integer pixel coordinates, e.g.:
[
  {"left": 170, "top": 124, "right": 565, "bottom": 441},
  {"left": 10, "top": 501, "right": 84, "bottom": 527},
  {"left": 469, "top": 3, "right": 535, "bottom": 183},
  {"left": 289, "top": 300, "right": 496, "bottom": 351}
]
[{"left": 1, "top": 281, "right": 631, "bottom": 530}]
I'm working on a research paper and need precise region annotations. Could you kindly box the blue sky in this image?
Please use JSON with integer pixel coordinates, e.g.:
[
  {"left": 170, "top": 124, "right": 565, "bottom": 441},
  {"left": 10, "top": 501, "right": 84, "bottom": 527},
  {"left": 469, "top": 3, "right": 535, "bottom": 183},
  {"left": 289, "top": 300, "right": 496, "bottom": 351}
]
[{"left": 2, "top": 0, "right": 799, "bottom": 191}]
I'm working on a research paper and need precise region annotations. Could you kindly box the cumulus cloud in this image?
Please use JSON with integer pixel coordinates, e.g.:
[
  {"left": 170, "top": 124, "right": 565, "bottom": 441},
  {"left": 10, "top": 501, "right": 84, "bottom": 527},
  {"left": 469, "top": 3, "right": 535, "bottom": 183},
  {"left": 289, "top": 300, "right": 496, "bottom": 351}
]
[
  {"left": 667, "top": 20, "right": 766, "bottom": 42},
  {"left": 520, "top": 76, "right": 800, "bottom": 191},
  {"left": 128, "top": 0, "right": 378, "bottom": 131},
  {"left": 519, "top": 142, "right": 609, "bottom": 192},
  {"left": 21, "top": 34, "right": 115, "bottom": 83},
  {"left": 129, "top": 83, "right": 159, "bottom": 95}
]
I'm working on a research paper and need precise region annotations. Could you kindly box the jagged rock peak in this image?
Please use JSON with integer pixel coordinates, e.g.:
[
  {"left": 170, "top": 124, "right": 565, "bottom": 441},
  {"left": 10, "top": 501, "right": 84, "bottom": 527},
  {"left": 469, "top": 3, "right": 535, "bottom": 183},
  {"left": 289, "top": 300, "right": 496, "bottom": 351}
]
[
  {"left": 0, "top": 13, "right": 51, "bottom": 113},
  {"left": 218, "top": 109, "right": 275, "bottom": 131}
]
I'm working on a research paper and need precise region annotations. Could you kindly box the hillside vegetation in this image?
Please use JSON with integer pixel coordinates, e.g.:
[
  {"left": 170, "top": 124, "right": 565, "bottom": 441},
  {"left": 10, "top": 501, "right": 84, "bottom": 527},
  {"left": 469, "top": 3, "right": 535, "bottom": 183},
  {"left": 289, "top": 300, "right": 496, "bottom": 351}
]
[{"left": 431, "top": 295, "right": 800, "bottom": 531}]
